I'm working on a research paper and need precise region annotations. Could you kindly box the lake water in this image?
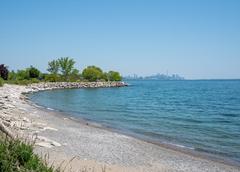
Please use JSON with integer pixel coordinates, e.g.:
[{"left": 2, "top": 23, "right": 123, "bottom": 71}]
[{"left": 29, "top": 80, "right": 240, "bottom": 164}]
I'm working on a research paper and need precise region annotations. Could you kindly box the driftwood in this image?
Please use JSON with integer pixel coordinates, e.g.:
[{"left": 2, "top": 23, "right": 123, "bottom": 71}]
[{"left": 0, "top": 120, "right": 15, "bottom": 139}]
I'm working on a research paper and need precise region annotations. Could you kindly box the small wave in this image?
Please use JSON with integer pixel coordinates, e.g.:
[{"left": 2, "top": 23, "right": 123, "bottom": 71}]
[{"left": 163, "top": 142, "right": 195, "bottom": 150}]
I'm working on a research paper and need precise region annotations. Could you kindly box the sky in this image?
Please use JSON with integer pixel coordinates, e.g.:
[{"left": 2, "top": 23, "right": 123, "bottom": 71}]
[{"left": 0, "top": 0, "right": 240, "bottom": 79}]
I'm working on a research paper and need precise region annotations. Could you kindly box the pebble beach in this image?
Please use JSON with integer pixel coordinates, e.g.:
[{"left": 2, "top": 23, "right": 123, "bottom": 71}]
[{"left": 0, "top": 83, "right": 239, "bottom": 172}]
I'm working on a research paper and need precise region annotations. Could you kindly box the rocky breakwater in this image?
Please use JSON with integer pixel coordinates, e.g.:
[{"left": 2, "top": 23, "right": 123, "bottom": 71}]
[
  {"left": 0, "top": 84, "right": 63, "bottom": 148},
  {"left": 27, "top": 81, "right": 128, "bottom": 92}
]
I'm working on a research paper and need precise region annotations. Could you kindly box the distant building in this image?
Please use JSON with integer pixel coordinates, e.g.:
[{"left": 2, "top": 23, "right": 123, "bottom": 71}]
[{"left": 123, "top": 73, "right": 184, "bottom": 80}]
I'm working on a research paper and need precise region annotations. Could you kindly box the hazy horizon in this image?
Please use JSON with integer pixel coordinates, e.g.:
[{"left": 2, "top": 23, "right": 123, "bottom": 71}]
[{"left": 1, "top": 0, "right": 240, "bottom": 80}]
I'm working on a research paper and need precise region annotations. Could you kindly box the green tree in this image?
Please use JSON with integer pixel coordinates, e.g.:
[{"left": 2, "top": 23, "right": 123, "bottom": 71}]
[
  {"left": 16, "top": 69, "right": 30, "bottom": 80},
  {"left": 8, "top": 70, "right": 16, "bottom": 80},
  {"left": 28, "top": 66, "right": 40, "bottom": 78},
  {"left": 107, "top": 71, "right": 122, "bottom": 81},
  {"left": 47, "top": 60, "right": 59, "bottom": 74},
  {"left": 82, "top": 66, "right": 103, "bottom": 82},
  {"left": 58, "top": 57, "right": 75, "bottom": 80},
  {"left": 69, "top": 69, "right": 80, "bottom": 82}
]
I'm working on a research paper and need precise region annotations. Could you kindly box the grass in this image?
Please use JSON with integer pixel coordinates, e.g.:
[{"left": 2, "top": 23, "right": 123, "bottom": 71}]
[
  {"left": 0, "top": 134, "right": 108, "bottom": 172},
  {"left": 0, "top": 77, "right": 4, "bottom": 87},
  {"left": 0, "top": 134, "right": 59, "bottom": 172}
]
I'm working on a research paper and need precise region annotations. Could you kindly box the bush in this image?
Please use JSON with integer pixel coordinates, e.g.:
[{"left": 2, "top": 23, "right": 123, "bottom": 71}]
[
  {"left": 107, "top": 71, "right": 122, "bottom": 81},
  {"left": 8, "top": 70, "right": 17, "bottom": 80},
  {"left": 0, "top": 136, "right": 56, "bottom": 172},
  {"left": 0, "top": 77, "right": 4, "bottom": 87},
  {"left": 29, "top": 66, "right": 40, "bottom": 78},
  {"left": 13, "top": 79, "right": 32, "bottom": 85},
  {"left": 16, "top": 69, "right": 30, "bottom": 80},
  {"left": 44, "top": 74, "right": 61, "bottom": 82},
  {"left": 82, "top": 66, "right": 104, "bottom": 82},
  {"left": 0, "top": 64, "right": 9, "bottom": 80},
  {"left": 31, "top": 78, "right": 40, "bottom": 83}
]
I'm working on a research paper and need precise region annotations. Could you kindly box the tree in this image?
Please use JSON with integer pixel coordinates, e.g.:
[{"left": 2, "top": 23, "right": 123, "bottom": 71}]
[
  {"left": 82, "top": 66, "right": 103, "bottom": 82},
  {"left": 0, "top": 64, "right": 9, "bottom": 80},
  {"left": 47, "top": 60, "right": 59, "bottom": 74},
  {"left": 69, "top": 69, "right": 80, "bottom": 82},
  {"left": 58, "top": 57, "right": 75, "bottom": 80},
  {"left": 28, "top": 66, "right": 40, "bottom": 78},
  {"left": 107, "top": 71, "right": 122, "bottom": 81},
  {"left": 16, "top": 69, "right": 30, "bottom": 80},
  {"left": 8, "top": 70, "right": 16, "bottom": 80}
]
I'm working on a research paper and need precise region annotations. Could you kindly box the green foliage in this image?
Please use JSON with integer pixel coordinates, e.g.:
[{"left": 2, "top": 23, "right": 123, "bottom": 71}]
[
  {"left": 0, "top": 77, "right": 4, "bottom": 87},
  {"left": 31, "top": 78, "right": 40, "bottom": 83},
  {"left": 44, "top": 74, "right": 61, "bottom": 82},
  {"left": 0, "top": 137, "right": 56, "bottom": 172},
  {"left": 29, "top": 66, "right": 40, "bottom": 78},
  {"left": 0, "top": 64, "right": 9, "bottom": 80},
  {"left": 47, "top": 60, "right": 59, "bottom": 74},
  {"left": 8, "top": 70, "right": 16, "bottom": 80},
  {"left": 4, "top": 57, "right": 122, "bottom": 84},
  {"left": 82, "top": 66, "right": 104, "bottom": 82},
  {"left": 58, "top": 57, "right": 76, "bottom": 80},
  {"left": 68, "top": 69, "right": 80, "bottom": 82},
  {"left": 16, "top": 69, "right": 30, "bottom": 80},
  {"left": 107, "top": 71, "right": 122, "bottom": 81}
]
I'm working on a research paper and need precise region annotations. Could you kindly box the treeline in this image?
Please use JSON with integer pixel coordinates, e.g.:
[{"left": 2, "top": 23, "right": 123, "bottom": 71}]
[{"left": 0, "top": 57, "right": 122, "bottom": 85}]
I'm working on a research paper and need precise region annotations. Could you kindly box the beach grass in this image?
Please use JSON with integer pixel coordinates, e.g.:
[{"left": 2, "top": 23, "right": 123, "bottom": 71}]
[
  {"left": 0, "top": 134, "right": 58, "bottom": 172},
  {"left": 0, "top": 133, "right": 108, "bottom": 172}
]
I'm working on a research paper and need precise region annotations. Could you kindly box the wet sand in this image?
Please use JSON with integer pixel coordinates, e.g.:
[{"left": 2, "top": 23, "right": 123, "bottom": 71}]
[{"left": 0, "top": 84, "right": 240, "bottom": 172}]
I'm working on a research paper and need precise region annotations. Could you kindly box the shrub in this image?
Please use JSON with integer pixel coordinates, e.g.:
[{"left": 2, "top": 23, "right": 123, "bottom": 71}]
[
  {"left": 107, "top": 71, "right": 122, "bottom": 81},
  {"left": 69, "top": 69, "right": 80, "bottom": 82},
  {"left": 31, "top": 78, "right": 40, "bottom": 83},
  {"left": 82, "top": 66, "right": 104, "bottom": 82},
  {"left": 16, "top": 69, "right": 30, "bottom": 80},
  {"left": 0, "top": 77, "right": 4, "bottom": 87},
  {"left": 0, "top": 64, "right": 9, "bottom": 80},
  {"left": 29, "top": 66, "right": 40, "bottom": 78},
  {"left": 8, "top": 70, "right": 17, "bottom": 80},
  {"left": 44, "top": 74, "right": 61, "bottom": 82},
  {"left": 13, "top": 79, "right": 32, "bottom": 85},
  {"left": 0, "top": 136, "right": 56, "bottom": 172}
]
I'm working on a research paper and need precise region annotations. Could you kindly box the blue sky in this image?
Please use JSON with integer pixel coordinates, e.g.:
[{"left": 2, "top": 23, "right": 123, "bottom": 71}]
[{"left": 0, "top": 0, "right": 240, "bottom": 79}]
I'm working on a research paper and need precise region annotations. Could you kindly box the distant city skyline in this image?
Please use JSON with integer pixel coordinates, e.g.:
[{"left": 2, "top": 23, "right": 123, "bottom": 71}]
[{"left": 1, "top": 0, "right": 240, "bottom": 79}]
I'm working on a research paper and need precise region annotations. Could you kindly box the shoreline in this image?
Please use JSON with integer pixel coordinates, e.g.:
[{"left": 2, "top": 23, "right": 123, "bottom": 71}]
[
  {"left": 28, "top": 97, "right": 240, "bottom": 168},
  {"left": 0, "top": 83, "right": 240, "bottom": 172}
]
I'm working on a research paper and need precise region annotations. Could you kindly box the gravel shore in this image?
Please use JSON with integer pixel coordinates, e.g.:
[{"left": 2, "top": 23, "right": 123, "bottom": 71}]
[{"left": 0, "top": 84, "right": 239, "bottom": 172}]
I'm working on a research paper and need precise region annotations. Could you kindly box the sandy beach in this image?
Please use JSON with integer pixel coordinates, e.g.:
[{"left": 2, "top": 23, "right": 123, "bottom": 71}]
[{"left": 0, "top": 84, "right": 239, "bottom": 172}]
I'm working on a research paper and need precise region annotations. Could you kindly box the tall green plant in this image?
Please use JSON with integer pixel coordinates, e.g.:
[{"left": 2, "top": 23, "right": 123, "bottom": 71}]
[
  {"left": 82, "top": 66, "right": 103, "bottom": 82},
  {"left": 107, "top": 71, "right": 122, "bottom": 81},
  {"left": 28, "top": 66, "right": 40, "bottom": 78},
  {"left": 47, "top": 60, "right": 59, "bottom": 74},
  {"left": 58, "top": 57, "right": 75, "bottom": 80}
]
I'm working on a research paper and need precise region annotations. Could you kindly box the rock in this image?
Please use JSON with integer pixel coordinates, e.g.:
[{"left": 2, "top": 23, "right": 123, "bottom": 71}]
[
  {"left": 23, "top": 117, "right": 30, "bottom": 122},
  {"left": 36, "top": 142, "right": 54, "bottom": 148},
  {"left": 37, "top": 136, "right": 61, "bottom": 147},
  {"left": 43, "top": 126, "right": 58, "bottom": 131}
]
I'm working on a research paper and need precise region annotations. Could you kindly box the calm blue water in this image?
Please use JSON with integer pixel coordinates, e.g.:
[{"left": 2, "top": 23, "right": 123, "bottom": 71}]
[{"left": 29, "top": 80, "right": 240, "bottom": 163}]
